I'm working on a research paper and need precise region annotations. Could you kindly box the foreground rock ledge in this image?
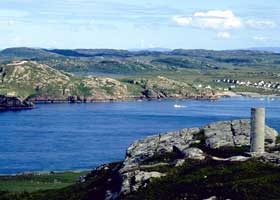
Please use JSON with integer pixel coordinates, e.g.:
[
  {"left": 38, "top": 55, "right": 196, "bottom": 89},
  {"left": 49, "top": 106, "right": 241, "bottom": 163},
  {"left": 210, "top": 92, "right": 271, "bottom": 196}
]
[{"left": 95, "top": 119, "right": 278, "bottom": 199}]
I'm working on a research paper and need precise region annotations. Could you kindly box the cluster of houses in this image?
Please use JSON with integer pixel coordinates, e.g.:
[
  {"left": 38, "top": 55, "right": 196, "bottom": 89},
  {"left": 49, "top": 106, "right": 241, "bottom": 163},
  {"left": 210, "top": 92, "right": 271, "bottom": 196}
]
[{"left": 214, "top": 79, "right": 280, "bottom": 91}]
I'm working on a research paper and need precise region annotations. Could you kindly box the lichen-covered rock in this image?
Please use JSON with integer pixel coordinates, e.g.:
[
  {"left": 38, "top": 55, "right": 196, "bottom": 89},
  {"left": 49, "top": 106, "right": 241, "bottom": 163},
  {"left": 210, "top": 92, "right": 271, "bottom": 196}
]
[
  {"left": 204, "top": 196, "right": 217, "bottom": 200},
  {"left": 204, "top": 119, "right": 277, "bottom": 149},
  {"left": 174, "top": 159, "right": 186, "bottom": 167},
  {"left": 181, "top": 147, "right": 205, "bottom": 160},
  {"left": 259, "top": 152, "right": 280, "bottom": 165},
  {"left": 117, "top": 119, "right": 278, "bottom": 197},
  {"left": 265, "top": 127, "right": 278, "bottom": 147},
  {"left": 227, "top": 156, "right": 250, "bottom": 162},
  {"left": 119, "top": 128, "right": 203, "bottom": 196},
  {"left": 122, "top": 128, "right": 201, "bottom": 172},
  {"left": 121, "top": 170, "right": 165, "bottom": 194}
]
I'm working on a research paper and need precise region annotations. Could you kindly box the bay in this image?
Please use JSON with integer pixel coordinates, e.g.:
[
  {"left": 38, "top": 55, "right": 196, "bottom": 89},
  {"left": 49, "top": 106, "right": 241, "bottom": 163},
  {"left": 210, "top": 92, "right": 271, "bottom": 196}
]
[{"left": 0, "top": 97, "right": 279, "bottom": 174}]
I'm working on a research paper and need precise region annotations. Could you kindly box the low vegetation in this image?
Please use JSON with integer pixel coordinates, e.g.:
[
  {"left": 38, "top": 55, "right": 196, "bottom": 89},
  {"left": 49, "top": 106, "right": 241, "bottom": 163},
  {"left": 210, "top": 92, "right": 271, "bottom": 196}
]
[
  {"left": 126, "top": 160, "right": 280, "bottom": 200},
  {"left": 0, "top": 171, "right": 88, "bottom": 192},
  {"left": 0, "top": 163, "right": 122, "bottom": 200},
  {"left": 1, "top": 160, "right": 280, "bottom": 200}
]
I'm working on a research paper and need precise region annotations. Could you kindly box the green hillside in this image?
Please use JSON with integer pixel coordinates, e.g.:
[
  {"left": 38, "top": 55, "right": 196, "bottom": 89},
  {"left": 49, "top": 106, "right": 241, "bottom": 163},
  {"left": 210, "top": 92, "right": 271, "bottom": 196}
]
[
  {"left": 0, "top": 48, "right": 280, "bottom": 74},
  {"left": 0, "top": 60, "right": 212, "bottom": 101}
]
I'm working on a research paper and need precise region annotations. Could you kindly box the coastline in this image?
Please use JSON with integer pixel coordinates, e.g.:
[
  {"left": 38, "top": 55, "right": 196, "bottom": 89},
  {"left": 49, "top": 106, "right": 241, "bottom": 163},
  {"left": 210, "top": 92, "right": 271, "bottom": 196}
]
[
  {"left": 1, "top": 91, "right": 279, "bottom": 112},
  {"left": 216, "top": 91, "right": 280, "bottom": 98},
  {"left": 30, "top": 95, "right": 219, "bottom": 104},
  {"left": 30, "top": 91, "right": 280, "bottom": 104}
]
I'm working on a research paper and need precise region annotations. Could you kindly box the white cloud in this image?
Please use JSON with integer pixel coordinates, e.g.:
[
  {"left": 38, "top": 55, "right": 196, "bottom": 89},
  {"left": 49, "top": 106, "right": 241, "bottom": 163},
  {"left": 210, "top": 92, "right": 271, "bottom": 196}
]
[
  {"left": 194, "top": 10, "right": 235, "bottom": 18},
  {"left": 217, "top": 32, "right": 231, "bottom": 39},
  {"left": 172, "top": 10, "right": 278, "bottom": 32},
  {"left": 172, "top": 16, "right": 192, "bottom": 26},
  {"left": 253, "top": 36, "right": 268, "bottom": 42},
  {"left": 0, "top": 19, "right": 16, "bottom": 26},
  {"left": 7, "top": 20, "right": 16, "bottom": 26},
  {"left": 245, "top": 20, "right": 277, "bottom": 29},
  {"left": 173, "top": 10, "right": 242, "bottom": 30}
]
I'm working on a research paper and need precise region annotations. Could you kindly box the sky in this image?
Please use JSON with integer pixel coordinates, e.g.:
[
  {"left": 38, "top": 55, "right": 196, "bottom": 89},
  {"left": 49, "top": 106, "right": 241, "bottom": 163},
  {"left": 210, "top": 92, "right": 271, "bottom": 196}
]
[{"left": 0, "top": 0, "right": 279, "bottom": 49}]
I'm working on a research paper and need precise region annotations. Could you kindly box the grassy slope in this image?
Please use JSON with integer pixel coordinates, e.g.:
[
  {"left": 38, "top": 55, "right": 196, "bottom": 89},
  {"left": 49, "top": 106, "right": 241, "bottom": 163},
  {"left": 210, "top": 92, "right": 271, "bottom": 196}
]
[{"left": 0, "top": 171, "right": 88, "bottom": 192}]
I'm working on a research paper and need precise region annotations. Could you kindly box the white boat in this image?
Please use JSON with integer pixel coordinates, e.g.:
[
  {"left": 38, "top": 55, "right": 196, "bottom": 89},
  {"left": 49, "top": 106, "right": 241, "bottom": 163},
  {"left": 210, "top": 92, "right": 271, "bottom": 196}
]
[{"left": 174, "top": 104, "right": 186, "bottom": 108}]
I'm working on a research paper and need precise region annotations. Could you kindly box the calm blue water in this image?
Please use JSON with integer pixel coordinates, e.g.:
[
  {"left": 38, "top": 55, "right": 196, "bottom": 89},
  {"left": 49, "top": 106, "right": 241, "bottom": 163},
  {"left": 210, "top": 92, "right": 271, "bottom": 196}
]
[{"left": 0, "top": 97, "right": 279, "bottom": 174}]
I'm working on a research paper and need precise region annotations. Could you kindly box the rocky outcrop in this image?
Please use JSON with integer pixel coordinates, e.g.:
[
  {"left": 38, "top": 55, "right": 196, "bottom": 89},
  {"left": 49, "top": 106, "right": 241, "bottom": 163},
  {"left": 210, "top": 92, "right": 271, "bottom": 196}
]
[
  {"left": 121, "top": 128, "right": 202, "bottom": 173},
  {"left": 0, "top": 95, "right": 34, "bottom": 110},
  {"left": 181, "top": 147, "right": 205, "bottom": 160},
  {"left": 204, "top": 119, "right": 278, "bottom": 149},
  {"left": 121, "top": 170, "right": 166, "bottom": 194},
  {"left": 122, "top": 119, "right": 277, "bottom": 172},
  {"left": 116, "top": 119, "right": 278, "bottom": 197},
  {"left": 259, "top": 152, "right": 280, "bottom": 165}
]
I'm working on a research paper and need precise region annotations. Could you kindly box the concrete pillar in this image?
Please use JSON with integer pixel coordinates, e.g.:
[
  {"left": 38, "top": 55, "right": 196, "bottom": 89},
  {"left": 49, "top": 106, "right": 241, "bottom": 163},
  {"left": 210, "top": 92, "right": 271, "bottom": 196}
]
[{"left": 250, "top": 107, "right": 265, "bottom": 153}]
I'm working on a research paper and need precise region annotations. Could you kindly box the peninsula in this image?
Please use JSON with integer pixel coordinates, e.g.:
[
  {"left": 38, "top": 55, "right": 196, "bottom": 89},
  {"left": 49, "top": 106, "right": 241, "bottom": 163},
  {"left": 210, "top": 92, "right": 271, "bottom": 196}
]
[{"left": 0, "top": 47, "right": 280, "bottom": 106}]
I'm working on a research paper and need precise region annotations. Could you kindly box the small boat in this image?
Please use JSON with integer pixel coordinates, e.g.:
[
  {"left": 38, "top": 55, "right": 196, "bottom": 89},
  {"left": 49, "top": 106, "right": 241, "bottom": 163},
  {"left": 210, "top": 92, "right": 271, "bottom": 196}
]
[{"left": 174, "top": 104, "right": 186, "bottom": 108}]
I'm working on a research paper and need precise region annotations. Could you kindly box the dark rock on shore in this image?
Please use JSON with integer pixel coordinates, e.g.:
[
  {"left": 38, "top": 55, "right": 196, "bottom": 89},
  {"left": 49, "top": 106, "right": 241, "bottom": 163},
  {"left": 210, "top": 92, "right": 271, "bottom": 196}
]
[{"left": 0, "top": 95, "right": 34, "bottom": 111}]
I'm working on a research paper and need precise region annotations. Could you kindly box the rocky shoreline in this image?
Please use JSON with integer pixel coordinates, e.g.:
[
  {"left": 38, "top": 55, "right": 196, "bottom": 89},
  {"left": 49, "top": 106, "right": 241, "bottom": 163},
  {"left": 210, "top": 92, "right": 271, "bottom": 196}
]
[
  {"left": 0, "top": 95, "right": 34, "bottom": 111},
  {"left": 30, "top": 95, "right": 218, "bottom": 104},
  {"left": 3, "top": 92, "right": 277, "bottom": 107},
  {"left": 0, "top": 92, "right": 218, "bottom": 111},
  {"left": 29, "top": 91, "right": 279, "bottom": 105}
]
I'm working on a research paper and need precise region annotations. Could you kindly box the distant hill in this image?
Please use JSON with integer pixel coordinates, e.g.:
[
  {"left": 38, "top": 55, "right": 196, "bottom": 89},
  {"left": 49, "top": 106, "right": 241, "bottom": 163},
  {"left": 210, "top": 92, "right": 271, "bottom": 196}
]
[
  {"left": 0, "top": 60, "right": 129, "bottom": 100},
  {"left": 0, "top": 47, "right": 280, "bottom": 74},
  {"left": 248, "top": 47, "right": 280, "bottom": 53},
  {"left": 129, "top": 47, "right": 172, "bottom": 52},
  {"left": 0, "top": 47, "right": 60, "bottom": 59}
]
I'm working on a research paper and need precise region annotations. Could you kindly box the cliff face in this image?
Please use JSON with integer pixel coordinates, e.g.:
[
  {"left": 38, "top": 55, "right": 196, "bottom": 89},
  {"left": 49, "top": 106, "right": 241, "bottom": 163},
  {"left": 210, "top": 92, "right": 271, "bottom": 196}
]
[{"left": 0, "top": 95, "right": 34, "bottom": 110}]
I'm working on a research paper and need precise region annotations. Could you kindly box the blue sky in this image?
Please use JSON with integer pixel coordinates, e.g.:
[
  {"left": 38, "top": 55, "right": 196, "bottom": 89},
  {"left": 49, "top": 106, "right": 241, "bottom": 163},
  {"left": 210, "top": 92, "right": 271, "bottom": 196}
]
[{"left": 0, "top": 0, "right": 279, "bottom": 49}]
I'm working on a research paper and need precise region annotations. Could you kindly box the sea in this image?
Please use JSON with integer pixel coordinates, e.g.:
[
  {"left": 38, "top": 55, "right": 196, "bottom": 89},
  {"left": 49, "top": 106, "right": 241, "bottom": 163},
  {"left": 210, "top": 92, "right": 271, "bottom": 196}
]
[{"left": 0, "top": 97, "right": 279, "bottom": 174}]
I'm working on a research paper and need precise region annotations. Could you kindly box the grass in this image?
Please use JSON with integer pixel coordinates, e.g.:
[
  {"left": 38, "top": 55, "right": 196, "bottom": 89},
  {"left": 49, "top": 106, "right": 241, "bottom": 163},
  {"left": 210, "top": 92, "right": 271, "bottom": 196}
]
[
  {"left": 275, "top": 136, "right": 280, "bottom": 144},
  {"left": 0, "top": 162, "right": 122, "bottom": 200},
  {"left": 0, "top": 171, "right": 88, "bottom": 192}
]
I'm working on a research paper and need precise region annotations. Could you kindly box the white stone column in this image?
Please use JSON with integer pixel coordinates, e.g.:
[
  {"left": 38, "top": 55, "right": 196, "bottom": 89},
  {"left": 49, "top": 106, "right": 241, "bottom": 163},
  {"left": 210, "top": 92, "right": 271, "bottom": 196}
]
[{"left": 250, "top": 107, "right": 265, "bottom": 153}]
